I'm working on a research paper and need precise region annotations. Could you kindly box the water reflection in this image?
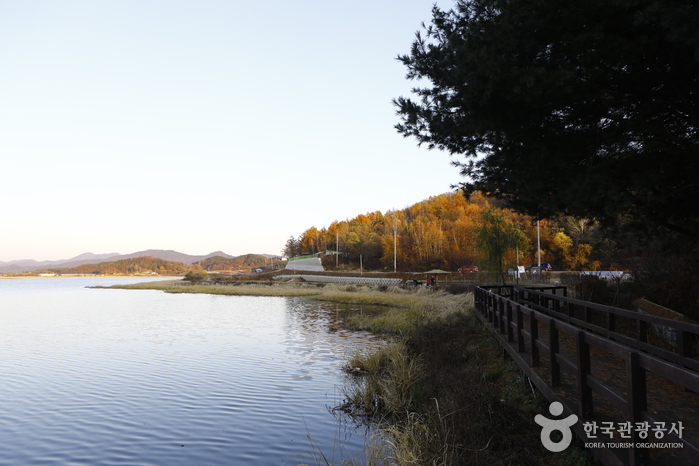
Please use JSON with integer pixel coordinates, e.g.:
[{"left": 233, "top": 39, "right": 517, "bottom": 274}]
[{"left": 0, "top": 278, "right": 386, "bottom": 465}]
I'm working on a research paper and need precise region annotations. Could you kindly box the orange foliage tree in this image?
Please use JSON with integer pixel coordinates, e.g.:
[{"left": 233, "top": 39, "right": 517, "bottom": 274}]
[{"left": 295, "top": 192, "right": 605, "bottom": 272}]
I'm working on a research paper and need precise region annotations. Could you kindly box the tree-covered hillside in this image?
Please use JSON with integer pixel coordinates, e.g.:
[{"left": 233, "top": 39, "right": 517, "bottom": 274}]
[
  {"left": 59, "top": 256, "right": 189, "bottom": 275},
  {"left": 193, "top": 254, "right": 270, "bottom": 272},
  {"left": 287, "top": 192, "right": 606, "bottom": 272},
  {"left": 289, "top": 191, "right": 699, "bottom": 318}
]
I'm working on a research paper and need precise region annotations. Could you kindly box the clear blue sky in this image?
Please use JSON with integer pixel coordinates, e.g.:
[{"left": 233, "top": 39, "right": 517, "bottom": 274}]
[{"left": 0, "top": 0, "right": 458, "bottom": 261}]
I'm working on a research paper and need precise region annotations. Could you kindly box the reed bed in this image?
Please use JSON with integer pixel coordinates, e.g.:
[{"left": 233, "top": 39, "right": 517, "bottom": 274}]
[
  {"left": 100, "top": 280, "right": 325, "bottom": 297},
  {"left": 339, "top": 309, "right": 597, "bottom": 466},
  {"left": 101, "top": 281, "right": 472, "bottom": 315}
]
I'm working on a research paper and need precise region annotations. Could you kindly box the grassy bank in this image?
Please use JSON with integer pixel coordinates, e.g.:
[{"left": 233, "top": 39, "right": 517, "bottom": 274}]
[
  {"left": 99, "top": 280, "right": 471, "bottom": 318},
  {"left": 99, "top": 279, "right": 325, "bottom": 297},
  {"left": 340, "top": 307, "right": 598, "bottom": 465}
]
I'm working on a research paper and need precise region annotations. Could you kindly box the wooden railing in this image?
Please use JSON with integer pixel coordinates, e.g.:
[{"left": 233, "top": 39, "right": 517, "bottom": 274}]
[
  {"left": 515, "top": 287, "right": 699, "bottom": 373},
  {"left": 475, "top": 285, "right": 699, "bottom": 465}
]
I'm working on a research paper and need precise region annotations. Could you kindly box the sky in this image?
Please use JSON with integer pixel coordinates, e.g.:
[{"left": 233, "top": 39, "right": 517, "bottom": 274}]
[{"left": 0, "top": 0, "right": 459, "bottom": 262}]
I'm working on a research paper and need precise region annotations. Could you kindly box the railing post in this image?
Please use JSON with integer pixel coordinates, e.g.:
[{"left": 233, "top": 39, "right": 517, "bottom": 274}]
[
  {"left": 492, "top": 295, "right": 498, "bottom": 326},
  {"left": 499, "top": 298, "right": 506, "bottom": 334},
  {"left": 516, "top": 304, "right": 525, "bottom": 352},
  {"left": 626, "top": 351, "right": 649, "bottom": 465},
  {"left": 607, "top": 311, "right": 616, "bottom": 333},
  {"left": 530, "top": 311, "right": 539, "bottom": 366},
  {"left": 637, "top": 320, "right": 648, "bottom": 343},
  {"left": 576, "top": 330, "right": 593, "bottom": 416},
  {"left": 679, "top": 330, "right": 694, "bottom": 392},
  {"left": 507, "top": 301, "right": 514, "bottom": 342},
  {"left": 679, "top": 330, "right": 694, "bottom": 358},
  {"left": 550, "top": 318, "right": 560, "bottom": 386}
]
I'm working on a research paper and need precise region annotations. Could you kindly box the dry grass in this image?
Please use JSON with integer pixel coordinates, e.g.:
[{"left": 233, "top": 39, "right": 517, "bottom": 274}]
[
  {"left": 99, "top": 280, "right": 325, "bottom": 297},
  {"left": 339, "top": 309, "right": 599, "bottom": 466},
  {"left": 341, "top": 341, "right": 423, "bottom": 418},
  {"left": 100, "top": 281, "right": 473, "bottom": 316}
]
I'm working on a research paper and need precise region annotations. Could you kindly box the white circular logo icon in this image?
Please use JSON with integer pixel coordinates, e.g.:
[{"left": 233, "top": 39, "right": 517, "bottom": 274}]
[{"left": 534, "top": 402, "right": 579, "bottom": 452}]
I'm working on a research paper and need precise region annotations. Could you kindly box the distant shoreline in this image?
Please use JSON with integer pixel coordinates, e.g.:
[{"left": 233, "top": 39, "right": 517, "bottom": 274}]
[{"left": 0, "top": 274, "right": 182, "bottom": 279}]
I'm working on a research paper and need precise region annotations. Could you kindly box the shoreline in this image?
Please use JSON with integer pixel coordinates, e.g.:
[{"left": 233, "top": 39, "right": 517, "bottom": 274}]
[
  {"left": 0, "top": 274, "right": 183, "bottom": 279},
  {"left": 97, "top": 279, "right": 473, "bottom": 312},
  {"left": 99, "top": 278, "right": 595, "bottom": 464}
]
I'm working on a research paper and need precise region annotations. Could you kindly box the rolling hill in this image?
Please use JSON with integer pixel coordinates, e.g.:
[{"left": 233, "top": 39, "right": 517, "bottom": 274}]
[{"left": 0, "top": 250, "right": 239, "bottom": 273}]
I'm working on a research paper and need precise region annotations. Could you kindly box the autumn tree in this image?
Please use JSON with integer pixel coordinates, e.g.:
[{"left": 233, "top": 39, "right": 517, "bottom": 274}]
[
  {"left": 300, "top": 227, "right": 323, "bottom": 254},
  {"left": 475, "top": 205, "right": 527, "bottom": 283}
]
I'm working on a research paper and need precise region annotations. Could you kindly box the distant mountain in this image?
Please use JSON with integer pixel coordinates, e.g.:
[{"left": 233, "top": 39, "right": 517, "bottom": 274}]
[
  {"left": 115, "top": 250, "right": 234, "bottom": 265},
  {"left": 0, "top": 250, "right": 238, "bottom": 273},
  {"left": 60, "top": 256, "right": 189, "bottom": 275},
  {"left": 65, "top": 252, "right": 121, "bottom": 262}
]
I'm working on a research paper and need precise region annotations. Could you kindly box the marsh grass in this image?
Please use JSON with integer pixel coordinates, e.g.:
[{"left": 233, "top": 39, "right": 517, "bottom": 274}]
[
  {"left": 341, "top": 341, "right": 423, "bottom": 418},
  {"left": 99, "top": 280, "right": 325, "bottom": 297},
  {"left": 340, "top": 309, "right": 598, "bottom": 465},
  {"left": 100, "top": 281, "right": 473, "bottom": 316}
]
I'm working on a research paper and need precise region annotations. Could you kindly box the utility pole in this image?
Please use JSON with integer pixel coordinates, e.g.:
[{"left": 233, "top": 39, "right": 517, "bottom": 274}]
[
  {"left": 393, "top": 229, "right": 397, "bottom": 273},
  {"left": 537, "top": 219, "right": 542, "bottom": 272},
  {"left": 392, "top": 209, "right": 398, "bottom": 273}
]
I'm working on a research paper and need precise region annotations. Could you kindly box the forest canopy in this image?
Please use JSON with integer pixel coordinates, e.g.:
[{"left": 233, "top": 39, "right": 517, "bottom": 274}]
[
  {"left": 394, "top": 0, "right": 699, "bottom": 237},
  {"left": 290, "top": 192, "right": 603, "bottom": 273}
]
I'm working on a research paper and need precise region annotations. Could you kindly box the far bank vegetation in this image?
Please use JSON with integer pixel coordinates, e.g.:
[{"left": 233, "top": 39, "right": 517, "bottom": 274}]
[{"left": 286, "top": 191, "right": 699, "bottom": 320}]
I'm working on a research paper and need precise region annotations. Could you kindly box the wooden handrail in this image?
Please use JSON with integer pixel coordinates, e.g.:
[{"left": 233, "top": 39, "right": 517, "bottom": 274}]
[
  {"left": 513, "top": 287, "right": 699, "bottom": 371},
  {"left": 474, "top": 285, "right": 699, "bottom": 465}
]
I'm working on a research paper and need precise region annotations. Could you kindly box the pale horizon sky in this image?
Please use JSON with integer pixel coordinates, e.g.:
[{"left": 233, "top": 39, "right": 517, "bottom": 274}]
[{"left": 1, "top": 0, "right": 459, "bottom": 262}]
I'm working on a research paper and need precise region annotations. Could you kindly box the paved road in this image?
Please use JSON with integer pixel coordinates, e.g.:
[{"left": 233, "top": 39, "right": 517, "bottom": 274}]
[{"left": 284, "top": 258, "right": 324, "bottom": 272}]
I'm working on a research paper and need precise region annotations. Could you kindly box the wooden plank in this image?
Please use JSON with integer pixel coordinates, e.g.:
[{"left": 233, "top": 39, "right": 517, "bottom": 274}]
[
  {"left": 638, "top": 353, "right": 699, "bottom": 393},
  {"left": 506, "top": 301, "right": 514, "bottom": 342},
  {"left": 530, "top": 311, "right": 539, "bottom": 366},
  {"left": 576, "top": 330, "right": 594, "bottom": 416},
  {"left": 554, "top": 353, "right": 576, "bottom": 375},
  {"left": 474, "top": 303, "right": 625, "bottom": 466},
  {"left": 516, "top": 304, "right": 525, "bottom": 352},
  {"left": 517, "top": 287, "right": 699, "bottom": 333},
  {"left": 627, "top": 351, "right": 649, "bottom": 465},
  {"left": 586, "top": 375, "right": 626, "bottom": 411},
  {"left": 549, "top": 318, "right": 560, "bottom": 386},
  {"left": 637, "top": 320, "right": 648, "bottom": 344}
]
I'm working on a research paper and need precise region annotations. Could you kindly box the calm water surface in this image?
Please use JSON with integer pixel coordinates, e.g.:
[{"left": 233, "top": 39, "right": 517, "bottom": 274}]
[{"left": 0, "top": 277, "right": 383, "bottom": 465}]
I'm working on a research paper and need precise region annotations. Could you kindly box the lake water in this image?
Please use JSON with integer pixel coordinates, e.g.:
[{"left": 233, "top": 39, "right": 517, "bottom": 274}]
[{"left": 0, "top": 277, "right": 384, "bottom": 465}]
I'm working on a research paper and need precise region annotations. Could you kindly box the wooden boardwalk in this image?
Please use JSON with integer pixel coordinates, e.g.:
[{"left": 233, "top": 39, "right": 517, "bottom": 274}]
[{"left": 475, "top": 285, "right": 699, "bottom": 465}]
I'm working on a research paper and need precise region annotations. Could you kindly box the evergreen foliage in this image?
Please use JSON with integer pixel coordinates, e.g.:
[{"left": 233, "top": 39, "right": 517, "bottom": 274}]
[{"left": 394, "top": 0, "right": 699, "bottom": 237}]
